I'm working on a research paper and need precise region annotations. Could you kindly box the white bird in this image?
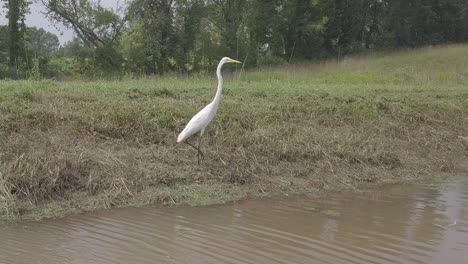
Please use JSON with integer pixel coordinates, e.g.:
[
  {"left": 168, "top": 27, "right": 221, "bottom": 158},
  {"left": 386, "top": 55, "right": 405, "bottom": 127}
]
[{"left": 177, "top": 57, "right": 241, "bottom": 164}]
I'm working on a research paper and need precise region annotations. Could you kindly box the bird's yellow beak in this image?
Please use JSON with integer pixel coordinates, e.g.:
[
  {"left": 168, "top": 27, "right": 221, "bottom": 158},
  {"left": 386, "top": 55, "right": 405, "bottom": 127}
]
[{"left": 228, "top": 58, "right": 241, "bottom": 64}]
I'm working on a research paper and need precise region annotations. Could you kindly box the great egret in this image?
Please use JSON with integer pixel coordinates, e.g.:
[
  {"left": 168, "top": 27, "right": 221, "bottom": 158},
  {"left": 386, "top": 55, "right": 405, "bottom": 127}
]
[{"left": 177, "top": 57, "right": 241, "bottom": 164}]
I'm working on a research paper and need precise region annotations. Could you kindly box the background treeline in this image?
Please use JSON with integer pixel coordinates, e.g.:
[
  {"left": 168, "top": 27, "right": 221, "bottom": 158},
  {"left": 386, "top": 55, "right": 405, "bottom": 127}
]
[{"left": 1, "top": 0, "right": 468, "bottom": 79}]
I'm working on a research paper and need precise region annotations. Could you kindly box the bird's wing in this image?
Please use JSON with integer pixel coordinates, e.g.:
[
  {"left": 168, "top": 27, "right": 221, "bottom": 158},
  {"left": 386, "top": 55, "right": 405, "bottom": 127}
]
[{"left": 177, "top": 104, "right": 213, "bottom": 143}]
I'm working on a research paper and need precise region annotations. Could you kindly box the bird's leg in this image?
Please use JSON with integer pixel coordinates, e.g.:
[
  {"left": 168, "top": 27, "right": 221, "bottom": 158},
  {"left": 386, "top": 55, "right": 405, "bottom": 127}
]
[
  {"left": 197, "top": 135, "right": 205, "bottom": 163},
  {"left": 185, "top": 138, "right": 199, "bottom": 152},
  {"left": 186, "top": 138, "right": 204, "bottom": 165}
]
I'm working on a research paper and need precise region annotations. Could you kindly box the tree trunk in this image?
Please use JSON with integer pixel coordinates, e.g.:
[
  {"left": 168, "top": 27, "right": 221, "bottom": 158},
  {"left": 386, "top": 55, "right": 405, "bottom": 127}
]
[{"left": 8, "top": 0, "right": 21, "bottom": 68}]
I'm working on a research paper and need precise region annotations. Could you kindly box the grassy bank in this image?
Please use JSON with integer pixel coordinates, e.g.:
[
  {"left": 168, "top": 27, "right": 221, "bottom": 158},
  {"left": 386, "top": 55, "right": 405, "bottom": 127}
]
[{"left": 1, "top": 45, "right": 468, "bottom": 223}]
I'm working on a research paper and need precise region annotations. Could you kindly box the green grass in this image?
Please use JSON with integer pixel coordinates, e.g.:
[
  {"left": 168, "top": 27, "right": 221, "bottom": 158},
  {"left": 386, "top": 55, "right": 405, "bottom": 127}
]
[{"left": 1, "top": 45, "right": 468, "bottom": 223}]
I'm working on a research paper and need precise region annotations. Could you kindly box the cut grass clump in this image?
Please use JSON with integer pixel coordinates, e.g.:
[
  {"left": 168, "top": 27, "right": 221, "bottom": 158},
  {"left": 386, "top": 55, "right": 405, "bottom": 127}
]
[{"left": 1, "top": 44, "right": 468, "bottom": 223}]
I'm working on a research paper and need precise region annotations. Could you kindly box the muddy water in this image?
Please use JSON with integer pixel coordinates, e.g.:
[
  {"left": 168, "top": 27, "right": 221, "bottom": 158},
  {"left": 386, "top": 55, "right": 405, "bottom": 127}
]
[{"left": 1, "top": 177, "right": 468, "bottom": 264}]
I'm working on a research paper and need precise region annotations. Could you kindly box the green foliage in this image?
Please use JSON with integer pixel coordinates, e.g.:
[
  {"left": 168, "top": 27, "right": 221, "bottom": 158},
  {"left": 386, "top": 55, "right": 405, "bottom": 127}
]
[
  {"left": 1, "top": 0, "right": 468, "bottom": 79},
  {"left": 0, "top": 23, "right": 61, "bottom": 79},
  {"left": 0, "top": 26, "right": 8, "bottom": 63},
  {"left": 258, "top": 52, "right": 287, "bottom": 66},
  {"left": 24, "top": 27, "right": 59, "bottom": 57},
  {"left": 28, "top": 57, "right": 40, "bottom": 80},
  {"left": 2, "top": 0, "right": 30, "bottom": 76},
  {"left": 122, "top": 0, "right": 468, "bottom": 75},
  {"left": 40, "top": 0, "right": 126, "bottom": 75}
]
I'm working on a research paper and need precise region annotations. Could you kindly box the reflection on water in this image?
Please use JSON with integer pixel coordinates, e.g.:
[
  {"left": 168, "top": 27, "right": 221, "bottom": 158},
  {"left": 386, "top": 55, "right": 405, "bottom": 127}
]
[{"left": 1, "top": 177, "right": 467, "bottom": 264}]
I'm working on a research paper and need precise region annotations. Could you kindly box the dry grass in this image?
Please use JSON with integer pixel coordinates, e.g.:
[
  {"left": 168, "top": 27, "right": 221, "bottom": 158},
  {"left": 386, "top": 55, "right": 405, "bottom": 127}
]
[{"left": 1, "top": 45, "right": 468, "bottom": 223}]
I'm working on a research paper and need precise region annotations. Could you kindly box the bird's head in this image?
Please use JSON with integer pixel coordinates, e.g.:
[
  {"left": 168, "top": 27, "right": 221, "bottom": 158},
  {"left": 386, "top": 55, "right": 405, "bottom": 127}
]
[{"left": 221, "top": 57, "right": 241, "bottom": 64}]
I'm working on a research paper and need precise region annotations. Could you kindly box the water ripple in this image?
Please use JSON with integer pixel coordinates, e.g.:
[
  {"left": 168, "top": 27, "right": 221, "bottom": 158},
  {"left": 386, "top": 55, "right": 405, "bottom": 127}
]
[{"left": 1, "top": 177, "right": 467, "bottom": 264}]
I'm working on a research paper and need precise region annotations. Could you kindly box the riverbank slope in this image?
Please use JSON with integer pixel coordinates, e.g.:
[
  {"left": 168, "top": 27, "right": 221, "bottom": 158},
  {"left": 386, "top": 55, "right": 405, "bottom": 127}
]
[{"left": 1, "top": 45, "right": 467, "bottom": 223}]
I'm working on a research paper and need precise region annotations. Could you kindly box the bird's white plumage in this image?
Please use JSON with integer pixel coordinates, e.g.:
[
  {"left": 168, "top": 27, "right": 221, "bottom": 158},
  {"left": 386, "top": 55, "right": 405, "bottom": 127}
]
[
  {"left": 177, "top": 103, "right": 217, "bottom": 143},
  {"left": 177, "top": 57, "right": 240, "bottom": 145}
]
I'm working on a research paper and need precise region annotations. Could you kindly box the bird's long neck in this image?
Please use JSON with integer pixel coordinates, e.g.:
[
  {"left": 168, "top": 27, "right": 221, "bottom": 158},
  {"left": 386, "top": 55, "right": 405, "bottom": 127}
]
[{"left": 212, "top": 62, "right": 224, "bottom": 107}]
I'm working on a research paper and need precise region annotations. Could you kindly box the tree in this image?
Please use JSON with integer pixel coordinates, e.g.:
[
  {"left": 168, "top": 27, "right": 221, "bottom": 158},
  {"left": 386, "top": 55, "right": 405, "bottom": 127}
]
[
  {"left": 24, "top": 27, "right": 60, "bottom": 57},
  {"left": 243, "top": 0, "right": 281, "bottom": 65},
  {"left": 172, "top": 0, "right": 207, "bottom": 72},
  {"left": 208, "top": 0, "right": 247, "bottom": 58},
  {"left": 60, "top": 37, "right": 87, "bottom": 58},
  {"left": 127, "top": 0, "right": 175, "bottom": 74},
  {"left": 0, "top": 25, "right": 9, "bottom": 77},
  {"left": 323, "top": 0, "right": 366, "bottom": 55},
  {"left": 41, "top": 0, "right": 126, "bottom": 70},
  {"left": 2, "top": 0, "right": 467, "bottom": 79},
  {"left": 0, "top": 25, "right": 8, "bottom": 62},
  {"left": 431, "top": 0, "right": 468, "bottom": 43},
  {"left": 362, "top": 0, "right": 387, "bottom": 49},
  {"left": 276, "top": 0, "right": 329, "bottom": 61},
  {"left": 4, "top": 0, "right": 30, "bottom": 69}
]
